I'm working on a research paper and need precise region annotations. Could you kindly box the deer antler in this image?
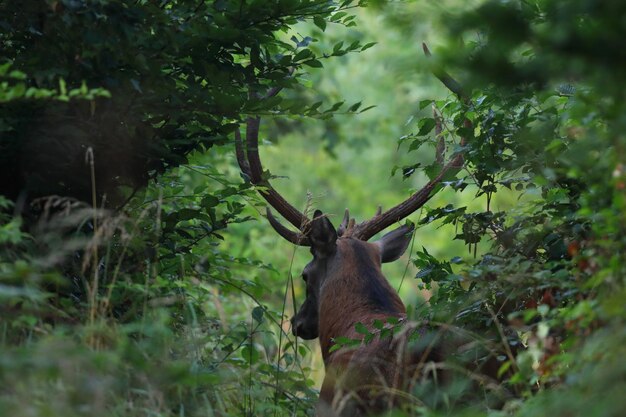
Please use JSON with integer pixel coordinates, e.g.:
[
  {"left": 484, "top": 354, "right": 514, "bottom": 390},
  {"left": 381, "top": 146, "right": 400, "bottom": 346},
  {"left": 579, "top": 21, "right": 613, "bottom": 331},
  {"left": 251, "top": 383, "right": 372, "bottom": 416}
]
[
  {"left": 235, "top": 117, "right": 311, "bottom": 245},
  {"left": 237, "top": 47, "right": 471, "bottom": 244},
  {"left": 347, "top": 44, "right": 471, "bottom": 241},
  {"left": 235, "top": 78, "right": 313, "bottom": 247},
  {"left": 350, "top": 151, "right": 464, "bottom": 240}
]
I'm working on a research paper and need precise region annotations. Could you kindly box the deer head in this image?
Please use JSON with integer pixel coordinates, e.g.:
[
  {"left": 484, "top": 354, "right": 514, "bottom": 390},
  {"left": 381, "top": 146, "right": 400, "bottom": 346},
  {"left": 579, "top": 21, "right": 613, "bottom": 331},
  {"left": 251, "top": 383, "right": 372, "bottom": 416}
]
[{"left": 289, "top": 209, "right": 414, "bottom": 340}]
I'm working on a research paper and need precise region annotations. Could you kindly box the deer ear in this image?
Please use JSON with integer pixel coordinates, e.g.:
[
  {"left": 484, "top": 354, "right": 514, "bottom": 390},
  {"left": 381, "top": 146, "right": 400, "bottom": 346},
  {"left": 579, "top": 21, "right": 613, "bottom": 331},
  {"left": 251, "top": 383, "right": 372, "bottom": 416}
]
[
  {"left": 375, "top": 224, "right": 414, "bottom": 263},
  {"left": 310, "top": 210, "right": 337, "bottom": 255}
]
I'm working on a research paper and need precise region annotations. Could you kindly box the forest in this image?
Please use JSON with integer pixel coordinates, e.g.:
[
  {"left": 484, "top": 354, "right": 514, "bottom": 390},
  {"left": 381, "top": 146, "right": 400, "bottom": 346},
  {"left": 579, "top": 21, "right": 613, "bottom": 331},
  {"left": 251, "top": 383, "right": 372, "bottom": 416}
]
[{"left": 0, "top": 0, "right": 625, "bottom": 416}]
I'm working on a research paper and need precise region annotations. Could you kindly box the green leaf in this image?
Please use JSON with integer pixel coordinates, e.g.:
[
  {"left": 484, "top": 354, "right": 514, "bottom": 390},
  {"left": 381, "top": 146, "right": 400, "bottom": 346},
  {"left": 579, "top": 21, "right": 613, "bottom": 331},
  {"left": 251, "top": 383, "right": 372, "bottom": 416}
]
[
  {"left": 347, "top": 101, "right": 362, "bottom": 112},
  {"left": 497, "top": 360, "right": 511, "bottom": 379},
  {"left": 417, "top": 118, "right": 436, "bottom": 136},
  {"left": 241, "top": 344, "right": 259, "bottom": 364},
  {"left": 252, "top": 306, "right": 264, "bottom": 323},
  {"left": 294, "top": 49, "right": 313, "bottom": 61},
  {"left": 58, "top": 78, "right": 67, "bottom": 96},
  {"left": 176, "top": 208, "right": 201, "bottom": 221},
  {"left": 348, "top": 40, "right": 360, "bottom": 51},
  {"left": 329, "top": 336, "right": 361, "bottom": 352},
  {"left": 354, "top": 322, "right": 370, "bottom": 335},
  {"left": 313, "top": 16, "right": 327, "bottom": 31},
  {"left": 303, "top": 59, "right": 323, "bottom": 68},
  {"left": 202, "top": 195, "right": 220, "bottom": 208},
  {"left": 360, "top": 42, "right": 377, "bottom": 51},
  {"left": 330, "top": 11, "right": 347, "bottom": 22},
  {"left": 419, "top": 99, "right": 433, "bottom": 110},
  {"left": 324, "top": 101, "right": 345, "bottom": 113}
]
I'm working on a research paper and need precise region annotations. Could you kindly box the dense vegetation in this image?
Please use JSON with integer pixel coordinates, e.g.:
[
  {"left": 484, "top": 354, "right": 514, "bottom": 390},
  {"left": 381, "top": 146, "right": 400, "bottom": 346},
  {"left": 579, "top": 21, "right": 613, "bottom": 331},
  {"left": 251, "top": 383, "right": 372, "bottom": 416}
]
[{"left": 1, "top": 0, "right": 624, "bottom": 416}]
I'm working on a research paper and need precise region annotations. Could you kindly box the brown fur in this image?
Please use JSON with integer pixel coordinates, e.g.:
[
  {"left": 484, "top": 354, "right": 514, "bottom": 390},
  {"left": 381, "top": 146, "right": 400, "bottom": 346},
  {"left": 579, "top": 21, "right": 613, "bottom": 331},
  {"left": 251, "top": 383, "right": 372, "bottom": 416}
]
[{"left": 316, "top": 238, "right": 408, "bottom": 416}]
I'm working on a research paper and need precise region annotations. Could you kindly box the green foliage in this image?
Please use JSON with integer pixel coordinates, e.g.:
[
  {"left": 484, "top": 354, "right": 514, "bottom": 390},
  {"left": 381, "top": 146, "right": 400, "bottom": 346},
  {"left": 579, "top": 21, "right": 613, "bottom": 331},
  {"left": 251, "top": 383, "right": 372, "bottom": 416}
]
[
  {"left": 0, "top": 1, "right": 370, "bottom": 415},
  {"left": 0, "top": 62, "right": 111, "bottom": 102},
  {"left": 396, "top": 1, "right": 626, "bottom": 415},
  {"left": 0, "top": 168, "right": 319, "bottom": 416},
  {"left": 0, "top": 0, "right": 365, "bottom": 204}
]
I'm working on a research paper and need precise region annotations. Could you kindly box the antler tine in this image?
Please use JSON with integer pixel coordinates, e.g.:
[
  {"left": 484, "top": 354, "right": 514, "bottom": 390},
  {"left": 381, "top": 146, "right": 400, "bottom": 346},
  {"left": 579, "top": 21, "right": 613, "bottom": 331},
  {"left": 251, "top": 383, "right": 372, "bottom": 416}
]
[
  {"left": 234, "top": 73, "right": 311, "bottom": 245},
  {"left": 422, "top": 43, "right": 471, "bottom": 147},
  {"left": 434, "top": 106, "right": 445, "bottom": 166},
  {"left": 337, "top": 209, "right": 350, "bottom": 237},
  {"left": 266, "top": 208, "right": 311, "bottom": 246},
  {"left": 237, "top": 115, "right": 311, "bottom": 246},
  {"left": 422, "top": 42, "right": 467, "bottom": 102},
  {"left": 351, "top": 45, "right": 470, "bottom": 241},
  {"left": 351, "top": 154, "right": 463, "bottom": 241},
  {"left": 244, "top": 116, "right": 309, "bottom": 230}
]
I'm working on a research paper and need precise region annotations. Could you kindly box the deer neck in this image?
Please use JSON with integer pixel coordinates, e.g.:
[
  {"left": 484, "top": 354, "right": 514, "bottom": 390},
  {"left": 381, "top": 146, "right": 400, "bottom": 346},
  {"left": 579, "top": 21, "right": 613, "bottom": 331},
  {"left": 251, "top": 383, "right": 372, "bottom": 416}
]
[{"left": 317, "top": 270, "right": 405, "bottom": 362}]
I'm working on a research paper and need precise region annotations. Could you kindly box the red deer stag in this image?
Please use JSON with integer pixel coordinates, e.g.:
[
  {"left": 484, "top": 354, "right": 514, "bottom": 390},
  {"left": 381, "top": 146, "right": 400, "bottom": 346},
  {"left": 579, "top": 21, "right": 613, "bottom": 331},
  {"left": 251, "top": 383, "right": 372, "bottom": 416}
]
[
  {"left": 235, "top": 105, "right": 467, "bottom": 415},
  {"left": 234, "top": 45, "right": 473, "bottom": 415}
]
